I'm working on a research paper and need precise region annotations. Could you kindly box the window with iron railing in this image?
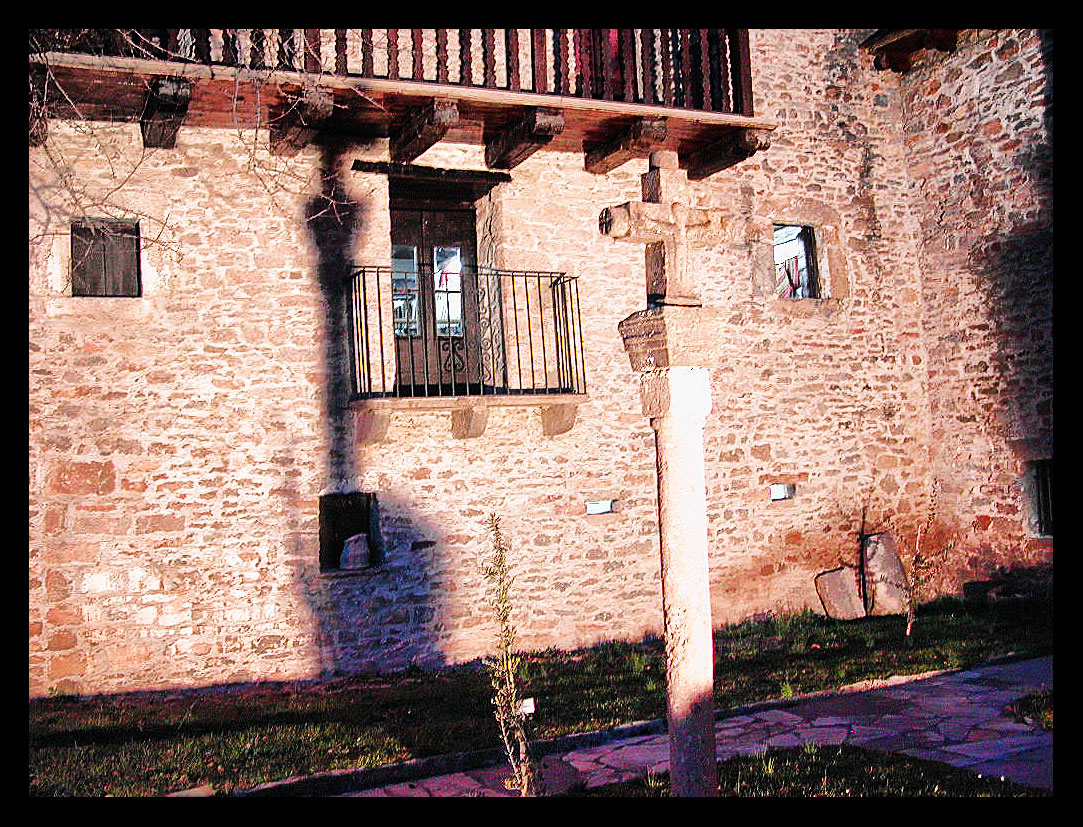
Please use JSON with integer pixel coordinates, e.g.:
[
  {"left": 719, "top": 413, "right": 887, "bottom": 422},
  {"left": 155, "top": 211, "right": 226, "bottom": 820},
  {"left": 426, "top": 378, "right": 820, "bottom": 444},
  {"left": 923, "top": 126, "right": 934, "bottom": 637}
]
[{"left": 347, "top": 265, "right": 586, "bottom": 400}]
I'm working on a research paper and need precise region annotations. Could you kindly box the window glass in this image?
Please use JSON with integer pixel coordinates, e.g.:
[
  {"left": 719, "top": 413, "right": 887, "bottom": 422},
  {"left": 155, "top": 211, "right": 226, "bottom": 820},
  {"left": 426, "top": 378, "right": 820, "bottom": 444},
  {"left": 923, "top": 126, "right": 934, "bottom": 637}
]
[
  {"left": 773, "top": 224, "right": 820, "bottom": 299},
  {"left": 392, "top": 244, "right": 420, "bottom": 336},
  {"left": 433, "top": 246, "right": 463, "bottom": 337}
]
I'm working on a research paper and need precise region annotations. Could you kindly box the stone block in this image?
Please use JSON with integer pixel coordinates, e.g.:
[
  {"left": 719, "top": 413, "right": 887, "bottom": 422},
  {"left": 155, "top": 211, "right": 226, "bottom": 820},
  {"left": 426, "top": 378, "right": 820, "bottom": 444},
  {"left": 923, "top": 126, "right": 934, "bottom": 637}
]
[
  {"left": 814, "top": 566, "right": 865, "bottom": 620},
  {"left": 863, "top": 532, "right": 909, "bottom": 615},
  {"left": 46, "top": 461, "right": 116, "bottom": 495},
  {"left": 540, "top": 403, "right": 578, "bottom": 436},
  {"left": 451, "top": 406, "right": 488, "bottom": 439},
  {"left": 340, "top": 533, "right": 371, "bottom": 569}
]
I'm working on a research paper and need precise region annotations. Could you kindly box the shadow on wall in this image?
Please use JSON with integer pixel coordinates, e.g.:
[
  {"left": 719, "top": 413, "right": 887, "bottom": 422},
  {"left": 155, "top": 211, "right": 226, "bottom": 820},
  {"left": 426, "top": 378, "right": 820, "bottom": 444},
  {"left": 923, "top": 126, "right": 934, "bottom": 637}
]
[
  {"left": 306, "top": 140, "right": 359, "bottom": 491},
  {"left": 294, "top": 142, "right": 457, "bottom": 676},
  {"left": 294, "top": 494, "right": 454, "bottom": 676},
  {"left": 967, "top": 29, "right": 1054, "bottom": 450}
]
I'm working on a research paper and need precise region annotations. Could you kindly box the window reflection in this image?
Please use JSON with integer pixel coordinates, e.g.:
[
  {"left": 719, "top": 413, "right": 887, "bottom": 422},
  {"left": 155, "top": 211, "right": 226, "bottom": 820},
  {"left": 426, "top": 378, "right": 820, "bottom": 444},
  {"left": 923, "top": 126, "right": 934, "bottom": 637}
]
[
  {"left": 773, "top": 224, "right": 820, "bottom": 299},
  {"left": 434, "top": 246, "right": 463, "bottom": 337},
  {"left": 392, "top": 245, "right": 420, "bottom": 336}
]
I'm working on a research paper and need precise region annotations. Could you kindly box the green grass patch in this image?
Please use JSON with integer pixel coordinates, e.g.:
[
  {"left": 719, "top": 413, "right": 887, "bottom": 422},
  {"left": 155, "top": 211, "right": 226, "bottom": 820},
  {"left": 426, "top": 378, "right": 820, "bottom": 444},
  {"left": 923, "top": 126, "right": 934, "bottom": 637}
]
[
  {"left": 29, "top": 596, "right": 1053, "bottom": 796},
  {"left": 1006, "top": 689, "right": 1053, "bottom": 731},
  {"left": 576, "top": 745, "right": 1052, "bottom": 797}
]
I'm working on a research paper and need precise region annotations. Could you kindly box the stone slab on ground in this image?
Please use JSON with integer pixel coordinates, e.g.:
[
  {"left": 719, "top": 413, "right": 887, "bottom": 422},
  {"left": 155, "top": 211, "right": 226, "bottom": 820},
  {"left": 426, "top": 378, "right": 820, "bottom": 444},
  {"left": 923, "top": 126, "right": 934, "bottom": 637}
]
[{"left": 814, "top": 565, "right": 866, "bottom": 620}]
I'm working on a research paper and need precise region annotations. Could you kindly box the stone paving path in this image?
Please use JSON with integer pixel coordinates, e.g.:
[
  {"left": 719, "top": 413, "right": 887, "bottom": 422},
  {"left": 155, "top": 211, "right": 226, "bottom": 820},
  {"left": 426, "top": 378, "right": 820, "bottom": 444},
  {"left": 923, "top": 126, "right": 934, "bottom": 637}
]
[{"left": 240, "top": 655, "right": 1053, "bottom": 797}]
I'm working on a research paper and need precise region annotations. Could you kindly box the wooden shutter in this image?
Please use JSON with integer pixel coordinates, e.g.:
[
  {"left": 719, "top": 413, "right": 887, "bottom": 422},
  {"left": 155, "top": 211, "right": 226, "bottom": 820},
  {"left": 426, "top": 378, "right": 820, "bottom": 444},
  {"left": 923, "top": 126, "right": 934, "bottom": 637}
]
[{"left": 70, "top": 220, "right": 141, "bottom": 297}]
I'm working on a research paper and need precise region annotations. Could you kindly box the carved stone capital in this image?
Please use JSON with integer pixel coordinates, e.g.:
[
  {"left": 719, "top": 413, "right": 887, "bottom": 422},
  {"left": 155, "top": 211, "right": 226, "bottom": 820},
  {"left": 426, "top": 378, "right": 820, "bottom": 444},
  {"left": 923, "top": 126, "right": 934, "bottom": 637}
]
[
  {"left": 619, "top": 304, "right": 720, "bottom": 370},
  {"left": 618, "top": 307, "right": 670, "bottom": 372},
  {"left": 638, "top": 366, "right": 713, "bottom": 425}
]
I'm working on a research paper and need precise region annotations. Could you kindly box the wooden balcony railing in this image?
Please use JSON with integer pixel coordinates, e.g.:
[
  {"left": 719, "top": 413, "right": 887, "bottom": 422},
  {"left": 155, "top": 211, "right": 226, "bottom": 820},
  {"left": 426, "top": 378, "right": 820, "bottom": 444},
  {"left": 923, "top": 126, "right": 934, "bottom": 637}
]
[{"left": 35, "top": 28, "right": 754, "bottom": 117}]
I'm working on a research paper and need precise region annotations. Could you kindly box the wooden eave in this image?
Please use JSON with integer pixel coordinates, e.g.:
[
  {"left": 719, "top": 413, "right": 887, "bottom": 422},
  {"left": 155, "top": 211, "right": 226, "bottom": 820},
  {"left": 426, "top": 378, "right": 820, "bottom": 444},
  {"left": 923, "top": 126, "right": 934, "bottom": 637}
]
[
  {"left": 860, "top": 28, "right": 960, "bottom": 72},
  {"left": 32, "top": 52, "right": 777, "bottom": 177}
]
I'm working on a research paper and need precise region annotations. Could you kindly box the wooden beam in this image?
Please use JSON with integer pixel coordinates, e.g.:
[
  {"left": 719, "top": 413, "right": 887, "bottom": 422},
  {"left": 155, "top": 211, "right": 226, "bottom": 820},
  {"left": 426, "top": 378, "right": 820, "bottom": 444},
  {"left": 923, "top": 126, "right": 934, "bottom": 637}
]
[
  {"left": 389, "top": 98, "right": 459, "bottom": 163},
  {"left": 484, "top": 107, "right": 565, "bottom": 170},
  {"left": 685, "top": 126, "right": 772, "bottom": 180},
  {"left": 140, "top": 76, "right": 191, "bottom": 149},
  {"left": 269, "top": 88, "right": 334, "bottom": 156},
  {"left": 860, "top": 28, "right": 960, "bottom": 73},
  {"left": 584, "top": 117, "right": 668, "bottom": 175},
  {"left": 351, "top": 160, "right": 510, "bottom": 204}
]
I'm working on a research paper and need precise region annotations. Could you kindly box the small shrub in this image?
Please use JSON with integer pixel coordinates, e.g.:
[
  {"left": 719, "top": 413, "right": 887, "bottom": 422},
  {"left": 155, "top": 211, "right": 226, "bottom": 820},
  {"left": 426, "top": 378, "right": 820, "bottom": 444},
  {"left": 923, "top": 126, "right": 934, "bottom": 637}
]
[{"left": 482, "top": 515, "right": 543, "bottom": 797}]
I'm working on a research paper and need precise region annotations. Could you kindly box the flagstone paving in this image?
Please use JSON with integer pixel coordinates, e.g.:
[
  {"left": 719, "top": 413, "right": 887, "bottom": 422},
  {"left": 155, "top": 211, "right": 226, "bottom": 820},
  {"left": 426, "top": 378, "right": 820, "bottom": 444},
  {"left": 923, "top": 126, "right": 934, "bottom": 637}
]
[{"left": 239, "top": 655, "right": 1053, "bottom": 797}]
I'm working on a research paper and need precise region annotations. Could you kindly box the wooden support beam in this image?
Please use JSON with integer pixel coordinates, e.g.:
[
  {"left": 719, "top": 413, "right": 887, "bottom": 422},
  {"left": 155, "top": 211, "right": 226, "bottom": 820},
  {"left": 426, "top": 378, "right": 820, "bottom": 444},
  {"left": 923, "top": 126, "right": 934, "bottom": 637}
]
[
  {"left": 140, "top": 76, "right": 191, "bottom": 149},
  {"left": 685, "top": 126, "right": 772, "bottom": 180},
  {"left": 269, "top": 88, "right": 334, "bottom": 156},
  {"left": 584, "top": 117, "right": 668, "bottom": 175},
  {"left": 860, "top": 28, "right": 959, "bottom": 73},
  {"left": 484, "top": 107, "right": 565, "bottom": 170},
  {"left": 389, "top": 98, "right": 459, "bottom": 163}
]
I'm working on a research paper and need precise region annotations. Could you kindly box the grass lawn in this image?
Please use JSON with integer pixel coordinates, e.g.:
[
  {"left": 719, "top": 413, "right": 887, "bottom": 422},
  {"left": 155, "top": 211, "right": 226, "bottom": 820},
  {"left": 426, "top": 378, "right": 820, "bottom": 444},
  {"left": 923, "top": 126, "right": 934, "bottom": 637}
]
[
  {"left": 577, "top": 744, "right": 1051, "bottom": 797},
  {"left": 28, "top": 595, "right": 1053, "bottom": 797}
]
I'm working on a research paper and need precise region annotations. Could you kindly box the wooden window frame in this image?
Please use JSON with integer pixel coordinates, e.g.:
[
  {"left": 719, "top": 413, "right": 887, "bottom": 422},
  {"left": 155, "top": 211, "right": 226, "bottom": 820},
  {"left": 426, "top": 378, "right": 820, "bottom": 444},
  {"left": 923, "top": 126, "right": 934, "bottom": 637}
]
[{"left": 70, "top": 218, "right": 142, "bottom": 297}]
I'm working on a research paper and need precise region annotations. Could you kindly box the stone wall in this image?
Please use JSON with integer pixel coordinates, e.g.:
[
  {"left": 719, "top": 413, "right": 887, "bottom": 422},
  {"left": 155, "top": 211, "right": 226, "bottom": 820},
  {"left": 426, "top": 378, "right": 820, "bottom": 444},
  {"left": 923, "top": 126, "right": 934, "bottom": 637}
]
[
  {"left": 29, "top": 28, "right": 1053, "bottom": 696},
  {"left": 29, "top": 126, "right": 395, "bottom": 692},
  {"left": 895, "top": 29, "right": 1054, "bottom": 579}
]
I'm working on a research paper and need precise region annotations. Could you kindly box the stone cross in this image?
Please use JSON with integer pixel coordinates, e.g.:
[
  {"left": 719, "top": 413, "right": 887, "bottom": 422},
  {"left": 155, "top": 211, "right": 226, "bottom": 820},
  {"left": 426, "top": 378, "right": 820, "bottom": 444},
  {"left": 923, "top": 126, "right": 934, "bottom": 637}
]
[
  {"left": 598, "top": 150, "right": 726, "bottom": 306},
  {"left": 602, "top": 150, "right": 725, "bottom": 797}
]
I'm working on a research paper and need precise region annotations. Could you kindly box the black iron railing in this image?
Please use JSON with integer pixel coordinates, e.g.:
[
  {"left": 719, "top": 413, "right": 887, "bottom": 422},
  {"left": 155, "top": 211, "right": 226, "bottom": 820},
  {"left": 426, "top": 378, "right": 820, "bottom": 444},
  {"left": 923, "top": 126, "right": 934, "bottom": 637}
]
[
  {"left": 33, "top": 28, "right": 754, "bottom": 116},
  {"left": 347, "top": 265, "right": 586, "bottom": 399}
]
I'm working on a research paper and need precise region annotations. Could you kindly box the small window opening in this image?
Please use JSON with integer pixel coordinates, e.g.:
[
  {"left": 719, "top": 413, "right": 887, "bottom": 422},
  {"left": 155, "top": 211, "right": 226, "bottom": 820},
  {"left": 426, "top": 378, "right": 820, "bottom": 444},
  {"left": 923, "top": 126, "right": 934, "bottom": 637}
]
[
  {"left": 773, "top": 224, "right": 820, "bottom": 299},
  {"left": 1032, "top": 459, "right": 1053, "bottom": 536},
  {"left": 319, "top": 492, "right": 380, "bottom": 571},
  {"left": 70, "top": 219, "right": 142, "bottom": 297},
  {"left": 769, "top": 483, "right": 797, "bottom": 501}
]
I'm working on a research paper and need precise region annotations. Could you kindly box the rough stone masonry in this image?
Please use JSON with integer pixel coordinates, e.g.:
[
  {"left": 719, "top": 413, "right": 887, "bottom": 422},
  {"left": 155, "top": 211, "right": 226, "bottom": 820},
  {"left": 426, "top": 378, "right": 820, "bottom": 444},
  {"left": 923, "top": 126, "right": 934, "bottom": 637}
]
[{"left": 29, "top": 29, "right": 1052, "bottom": 696}]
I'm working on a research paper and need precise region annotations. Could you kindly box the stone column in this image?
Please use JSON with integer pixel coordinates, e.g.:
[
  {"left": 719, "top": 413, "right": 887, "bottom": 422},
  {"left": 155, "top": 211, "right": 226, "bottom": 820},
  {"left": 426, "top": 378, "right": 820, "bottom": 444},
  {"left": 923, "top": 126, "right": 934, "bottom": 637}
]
[
  {"left": 604, "top": 149, "right": 726, "bottom": 796},
  {"left": 641, "top": 366, "right": 717, "bottom": 797}
]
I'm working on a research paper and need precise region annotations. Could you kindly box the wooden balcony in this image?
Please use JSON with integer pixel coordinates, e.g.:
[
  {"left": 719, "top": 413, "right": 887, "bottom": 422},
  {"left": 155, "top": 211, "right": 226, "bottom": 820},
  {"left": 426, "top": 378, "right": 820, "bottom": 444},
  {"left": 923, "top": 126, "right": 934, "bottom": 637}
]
[{"left": 30, "top": 28, "right": 775, "bottom": 178}]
